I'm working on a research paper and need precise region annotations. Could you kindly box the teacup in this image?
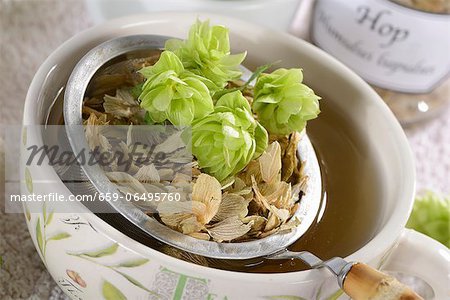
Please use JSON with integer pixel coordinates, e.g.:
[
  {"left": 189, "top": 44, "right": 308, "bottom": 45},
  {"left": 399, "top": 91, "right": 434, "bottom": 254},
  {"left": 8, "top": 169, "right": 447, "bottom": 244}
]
[{"left": 21, "top": 12, "right": 448, "bottom": 299}]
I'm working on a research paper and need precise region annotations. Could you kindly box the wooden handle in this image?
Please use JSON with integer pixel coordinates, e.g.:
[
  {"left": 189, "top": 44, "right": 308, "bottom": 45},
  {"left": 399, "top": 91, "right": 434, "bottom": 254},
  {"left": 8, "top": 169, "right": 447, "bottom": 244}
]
[{"left": 343, "top": 263, "right": 423, "bottom": 300}]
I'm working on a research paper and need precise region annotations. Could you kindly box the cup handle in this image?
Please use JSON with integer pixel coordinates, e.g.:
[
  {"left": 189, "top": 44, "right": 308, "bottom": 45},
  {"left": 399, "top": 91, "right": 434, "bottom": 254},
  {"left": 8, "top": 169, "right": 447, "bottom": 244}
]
[{"left": 376, "top": 229, "right": 449, "bottom": 299}]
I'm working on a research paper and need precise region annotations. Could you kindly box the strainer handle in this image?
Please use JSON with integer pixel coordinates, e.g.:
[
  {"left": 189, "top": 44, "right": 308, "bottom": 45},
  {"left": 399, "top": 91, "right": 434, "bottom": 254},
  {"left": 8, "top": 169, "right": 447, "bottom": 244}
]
[{"left": 342, "top": 262, "right": 423, "bottom": 300}]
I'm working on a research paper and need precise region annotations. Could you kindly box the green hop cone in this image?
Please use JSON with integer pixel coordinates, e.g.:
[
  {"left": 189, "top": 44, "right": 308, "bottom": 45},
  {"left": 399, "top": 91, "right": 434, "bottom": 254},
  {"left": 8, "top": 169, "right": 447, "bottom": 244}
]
[
  {"left": 192, "top": 91, "right": 268, "bottom": 181},
  {"left": 252, "top": 68, "right": 321, "bottom": 135},
  {"left": 165, "top": 19, "right": 247, "bottom": 91},
  {"left": 407, "top": 192, "right": 450, "bottom": 248},
  {"left": 138, "top": 51, "right": 214, "bottom": 126}
]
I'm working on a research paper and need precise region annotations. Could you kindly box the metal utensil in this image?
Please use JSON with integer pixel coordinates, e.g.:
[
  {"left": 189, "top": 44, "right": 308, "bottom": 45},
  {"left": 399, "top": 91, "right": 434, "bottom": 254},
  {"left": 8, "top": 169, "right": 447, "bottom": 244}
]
[
  {"left": 64, "top": 34, "right": 323, "bottom": 260},
  {"left": 63, "top": 35, "right": 422, "bottom": 300}
]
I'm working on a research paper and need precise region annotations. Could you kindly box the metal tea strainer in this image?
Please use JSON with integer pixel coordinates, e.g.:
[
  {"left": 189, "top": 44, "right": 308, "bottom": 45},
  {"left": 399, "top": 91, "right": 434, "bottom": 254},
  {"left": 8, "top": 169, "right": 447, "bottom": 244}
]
[{"left": 63, "top": 35, "right": 423, "bottom": 300}]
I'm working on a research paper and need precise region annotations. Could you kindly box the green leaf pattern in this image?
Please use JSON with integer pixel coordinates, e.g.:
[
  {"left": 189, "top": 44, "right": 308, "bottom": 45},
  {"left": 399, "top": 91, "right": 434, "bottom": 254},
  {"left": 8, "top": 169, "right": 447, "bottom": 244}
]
[
  {"left": 116, "top": 270, "right": 155, "bottom": 294},
  {"left": 45, "top": 211, "right": 54, "bottom": 226},
  {"left": 22, "top": 127, "right": 27, "bottom": 146},
  {"left": 47, "top": 232, "right": 71, "bottom": 241},
  {"left": 69, "top": 243, "right": 158, "bottom": 297},
  {"left": 24, "top": 204, "right": 31, "bottom": 222},
  {"left": 33, "top": 202, "right": 64, "bottom": 263},
  {"left": 81, "top": 243, "right": 119, "bottom": 258},
  {"left": 36, "top": 218, "right": 44, "bottom": 257},
  {"left": 25, "top": 167, "right": 33, "bottom": 193},
  {"left": 102, "top": 280, "right": 127, "bottom": 300},
  {"left": 115, "top": 258, "right": 149, "bottom": 268}
]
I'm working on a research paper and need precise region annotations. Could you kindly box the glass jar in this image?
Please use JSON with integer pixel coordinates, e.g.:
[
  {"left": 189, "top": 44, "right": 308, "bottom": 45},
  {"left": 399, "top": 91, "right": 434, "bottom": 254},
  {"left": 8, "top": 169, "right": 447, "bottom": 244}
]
[{"left": 310, "top": 0, "right": 450, "bottom": 125}]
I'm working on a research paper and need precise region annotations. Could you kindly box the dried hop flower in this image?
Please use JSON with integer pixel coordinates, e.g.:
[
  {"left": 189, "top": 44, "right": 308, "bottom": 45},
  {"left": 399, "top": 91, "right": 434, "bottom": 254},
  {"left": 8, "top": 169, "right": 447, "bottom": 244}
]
[
  {"left": 192, "top": 91, "right": 268, "bottom": 181},
  {"left": 139, "top": 51, "right": 214, "bottom": 126},
  {"left": 253, "top": 68, "right": 321, "bottom": 135},
  {"left": 165, "top": 19, "right": 247, "bottom": 91}
]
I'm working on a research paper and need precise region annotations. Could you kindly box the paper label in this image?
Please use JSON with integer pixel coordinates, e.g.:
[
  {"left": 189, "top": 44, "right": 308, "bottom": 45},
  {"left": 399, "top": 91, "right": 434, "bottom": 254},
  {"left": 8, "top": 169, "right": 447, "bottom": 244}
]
[{"left": 312, "top": 0, "right": 450, "bottom": 93}]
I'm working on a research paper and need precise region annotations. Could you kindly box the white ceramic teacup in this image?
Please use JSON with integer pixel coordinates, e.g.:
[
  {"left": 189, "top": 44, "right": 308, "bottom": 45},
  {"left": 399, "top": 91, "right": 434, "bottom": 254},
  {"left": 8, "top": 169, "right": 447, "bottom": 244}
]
[{"left": 22, "top": 13, "right": 449, "bottom": 300}]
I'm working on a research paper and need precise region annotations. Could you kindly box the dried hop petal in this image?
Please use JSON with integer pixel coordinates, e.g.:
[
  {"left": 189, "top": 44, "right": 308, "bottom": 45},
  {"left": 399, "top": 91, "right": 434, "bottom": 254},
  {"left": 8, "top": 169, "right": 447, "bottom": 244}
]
[
  {"left": 253, "top": 68, "right": 321, "bottom": 135},
  {"left": 138, "top": 51, "right": 214, "bottom": 126},
  {"left": 165, "top": 19, "right": 247, "bottom": 91},
  {"left": 192, "top": 91, "right": 268, "bottom": 181}
]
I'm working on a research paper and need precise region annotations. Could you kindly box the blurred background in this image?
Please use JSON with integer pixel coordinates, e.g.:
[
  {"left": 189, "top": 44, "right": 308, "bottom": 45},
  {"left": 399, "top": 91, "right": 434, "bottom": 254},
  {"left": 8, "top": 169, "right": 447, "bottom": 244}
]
[
  {"left": 0, "top": 0, "right": 448, "bottom": 299},
  {"left": 86, "top": 0, "right": 301, "bottom": 30}
]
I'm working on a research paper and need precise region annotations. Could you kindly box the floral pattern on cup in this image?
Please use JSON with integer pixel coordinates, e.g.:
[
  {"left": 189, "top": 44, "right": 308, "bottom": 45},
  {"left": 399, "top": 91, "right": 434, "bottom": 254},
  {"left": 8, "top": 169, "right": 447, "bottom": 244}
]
[
  {"left": 21, "top": 166, "right": 351, "bottom": 300},
  {"left": 24, "top": 197, "right": 339, "bottom": 299},
  {"left": 34, "top": 202, "right": 71, "bottom": 264}
]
